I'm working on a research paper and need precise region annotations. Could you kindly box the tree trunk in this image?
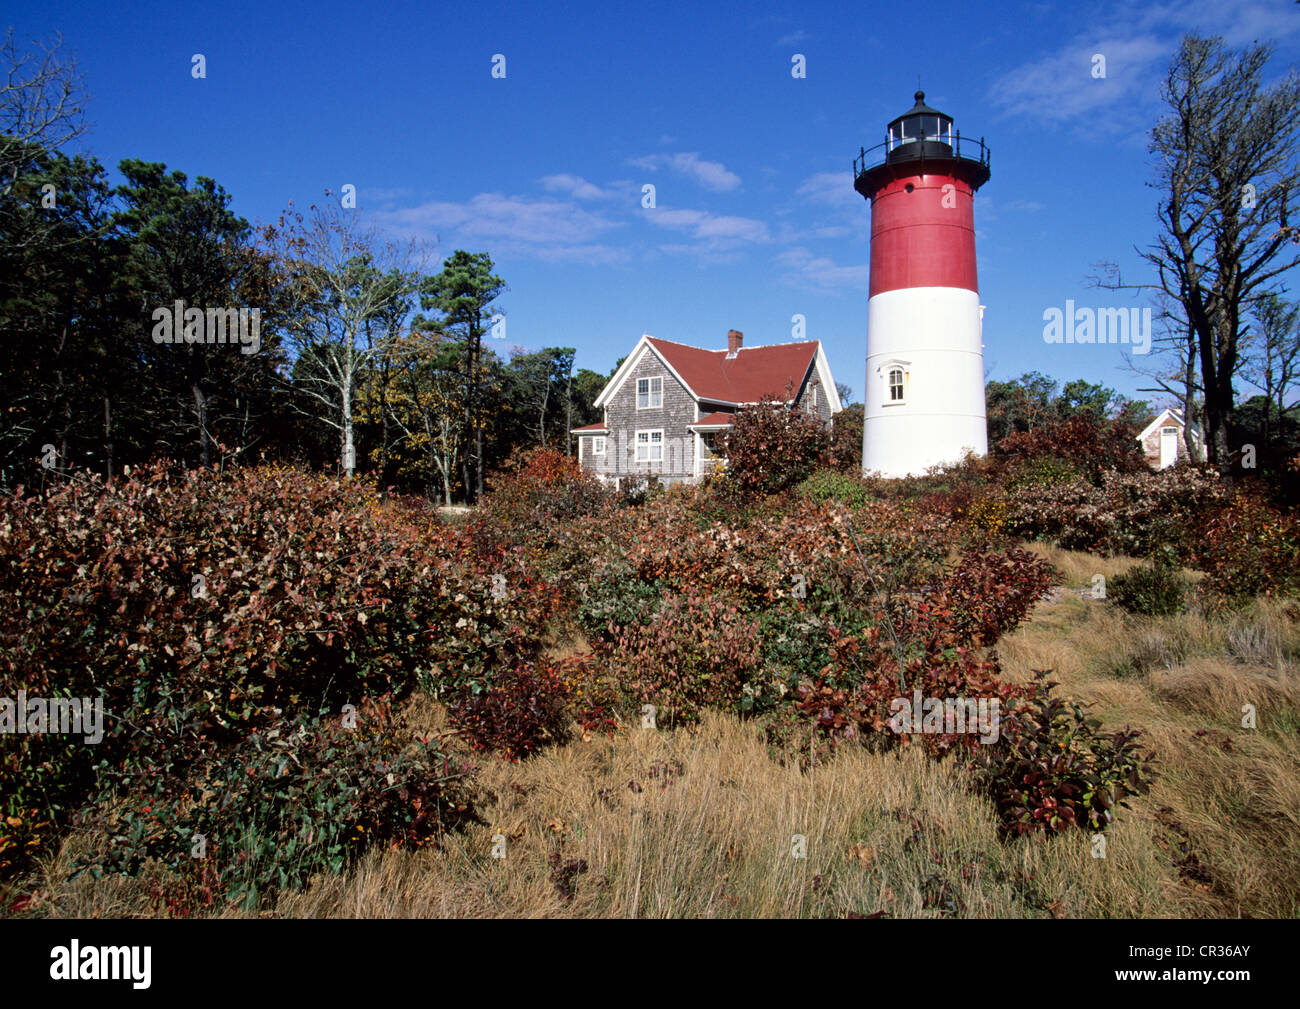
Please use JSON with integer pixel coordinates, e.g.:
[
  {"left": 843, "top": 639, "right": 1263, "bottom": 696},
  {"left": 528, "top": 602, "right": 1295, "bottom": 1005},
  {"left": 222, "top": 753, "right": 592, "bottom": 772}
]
[
  {"left": 341, "top": 381, "right": 355, "bottom": 477},
  {"left": 102, "top": 393, "right": 113, "bottom": 481},
  {"left": 193, "top": 383, "right": 211, "bottom": 468}
]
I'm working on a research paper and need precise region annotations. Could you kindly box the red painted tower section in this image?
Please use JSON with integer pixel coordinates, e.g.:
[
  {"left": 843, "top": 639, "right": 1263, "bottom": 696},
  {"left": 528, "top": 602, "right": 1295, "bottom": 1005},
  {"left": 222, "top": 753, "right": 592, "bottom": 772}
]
[{"left": 867, "top": 173, "right": 980, "bottom": 296}]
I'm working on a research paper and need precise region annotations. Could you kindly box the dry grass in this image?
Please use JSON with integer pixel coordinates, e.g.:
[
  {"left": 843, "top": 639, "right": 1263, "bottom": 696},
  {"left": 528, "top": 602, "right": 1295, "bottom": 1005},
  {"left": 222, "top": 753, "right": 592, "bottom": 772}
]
[
  {"left": 1000, "top": 547, "right": 1300, "bottom": 917},
  {"left": 31, "top": 545, "right": 1300, "bottom": 918}
]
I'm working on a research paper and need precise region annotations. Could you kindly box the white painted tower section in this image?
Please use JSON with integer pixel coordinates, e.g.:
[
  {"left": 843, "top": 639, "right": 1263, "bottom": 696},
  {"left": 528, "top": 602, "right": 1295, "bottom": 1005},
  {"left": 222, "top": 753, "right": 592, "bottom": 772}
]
[{"left": 863, "top": 287, "right": 987, "bottom": 477}]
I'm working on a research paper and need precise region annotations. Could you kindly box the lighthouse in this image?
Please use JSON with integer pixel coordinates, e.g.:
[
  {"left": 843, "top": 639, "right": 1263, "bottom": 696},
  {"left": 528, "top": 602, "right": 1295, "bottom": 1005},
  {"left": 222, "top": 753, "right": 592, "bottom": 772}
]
[{"left": 853, "top": 91, "right": 991, "bottom": 477}]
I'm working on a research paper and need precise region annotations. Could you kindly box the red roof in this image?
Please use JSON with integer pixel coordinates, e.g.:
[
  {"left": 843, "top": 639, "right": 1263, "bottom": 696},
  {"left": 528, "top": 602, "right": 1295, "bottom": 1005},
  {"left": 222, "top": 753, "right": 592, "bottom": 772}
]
[
  {"left": 646, "top": 337, "right": 818, "bottom": 404},
  {"left": 571, "top": 422, "right": 608, "bottom": 433},
  {"left": 689, "top": 412, "right": 735, "bottom": 428}
]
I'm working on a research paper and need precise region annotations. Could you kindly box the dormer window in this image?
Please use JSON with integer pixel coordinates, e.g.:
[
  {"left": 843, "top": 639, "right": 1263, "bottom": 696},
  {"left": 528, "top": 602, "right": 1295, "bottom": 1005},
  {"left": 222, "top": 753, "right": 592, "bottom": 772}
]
[{"left": 637, "top": 376, "right": 662, "bottom": 409}]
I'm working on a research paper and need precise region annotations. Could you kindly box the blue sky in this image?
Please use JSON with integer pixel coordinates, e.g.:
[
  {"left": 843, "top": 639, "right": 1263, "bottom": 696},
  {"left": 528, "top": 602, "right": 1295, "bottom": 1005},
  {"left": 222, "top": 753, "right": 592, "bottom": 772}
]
[{"left": 16, "top": 0, "right": 1300, "bottom": 407}]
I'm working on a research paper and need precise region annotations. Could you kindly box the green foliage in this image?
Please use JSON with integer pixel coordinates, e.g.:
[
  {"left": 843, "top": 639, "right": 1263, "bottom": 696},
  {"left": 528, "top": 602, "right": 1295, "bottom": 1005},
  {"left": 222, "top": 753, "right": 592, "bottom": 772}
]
[
  {"left": 1108, "top": 560, "right": 1189, "bottom": 616},
  {"left": 575, "top": 559, "right": 666, "bottom": 642},
  {"left": 1006, "top": 455, "right": 1083, "bottom": 488},
  {"left": 79, "top": 697, "right": 476, "bottom": 910},
  {"left": 969, "top": 673, "right": 1156, "bottom": 837},
  {"left": 798, "top": 468, "right": 869, "bottom": 507}
]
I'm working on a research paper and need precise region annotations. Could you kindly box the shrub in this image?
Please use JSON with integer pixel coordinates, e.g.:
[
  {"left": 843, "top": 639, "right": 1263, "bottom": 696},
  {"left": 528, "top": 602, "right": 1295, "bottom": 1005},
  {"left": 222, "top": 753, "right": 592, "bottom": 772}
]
[
  {"left": 825, "top": 403, "right": 864, "bottom": 472},
  {"left": 1108, "top": 560, "right": 1188, "bottom": 616},
  {"left": 1197, "top": 493, "right": 1300, "bottom": 599},
  {"left": 787, "top": 547, "right": 1054, "bottom": 755},
  {"left": 573, "top": 556, "right": 666, "bottom": 642},
  {"left": 1005, "top": 455, "right": 1083, "bottom": 489},
  {"left": 596, "top": 592, "right": 762, "bottom": 726},
  {"left": 794, "top": 645, "right": 1028, "bottom": 758},
  {"left": 0, "top": 463, "right": 546, "bottom": 883},
  {"left": 449, "top": 659, "right": 575, "bottom": 760},
  {"left": 968, "top": 673, "right": 1156, "bottom": 837},
  {"left": 798, "top": 468, "right": 869, "bottom": 508},
  {"left": 944, "top": 549, "right": 1057, "bottom": 648},
  {"left": 476, "top": 447, "right": 615, "bottom": 585},
  {"left": 1005, "top": 466, "right": 1228, "bottom": 558},
  {"left": 79, "top": 697, "right": 477, "bottom": 910},
  {"left": 721, "top": 398, "right": 831, "bottom": 498},
  {"left": 965, "top": 493, "right": 1010, "bottom": 535},
  {"left": 994, "top": 414, "right": 1147, "bottom": 480}
]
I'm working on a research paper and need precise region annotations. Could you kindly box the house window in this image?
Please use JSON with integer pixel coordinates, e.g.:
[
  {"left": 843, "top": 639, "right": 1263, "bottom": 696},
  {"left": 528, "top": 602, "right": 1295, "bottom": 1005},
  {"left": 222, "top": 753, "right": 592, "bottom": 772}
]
[
  {"left": 805, "top": 385, "right": 818, "bottom": 414},
  {"left": 637, "top": 376, "right": 663, "bottom": 409},
  {"left": 591, "top": 436, "right": 606, "bottom": 456},
  {"left": 636, "top": 430, "right": 663, "bottom": 462},
  {"left": 888, "top": 368, "right": 905, "bottom": 403}
]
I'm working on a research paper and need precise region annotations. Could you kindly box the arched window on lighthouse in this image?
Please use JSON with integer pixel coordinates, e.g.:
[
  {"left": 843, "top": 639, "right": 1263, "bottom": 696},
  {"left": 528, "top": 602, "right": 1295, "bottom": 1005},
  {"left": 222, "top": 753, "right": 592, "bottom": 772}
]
[{"left": 879, "top": 359, "right": 910, "bottom": 406}]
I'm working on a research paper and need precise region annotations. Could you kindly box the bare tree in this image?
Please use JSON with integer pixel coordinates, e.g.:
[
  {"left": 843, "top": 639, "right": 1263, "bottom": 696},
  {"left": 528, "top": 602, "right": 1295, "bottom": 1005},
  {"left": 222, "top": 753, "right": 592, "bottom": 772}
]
[
  {"left": 264, "top": 199, "right": 424, "bottom": 477},
  {"left": 1097, "top": 35, "right": 1300, "bottom": 478},
  {"left": 0, "top": 28, "right": 88, "bottom": 199},
  {"left": 1241, "top": 291, "right": 1300, "bottom": 446}
]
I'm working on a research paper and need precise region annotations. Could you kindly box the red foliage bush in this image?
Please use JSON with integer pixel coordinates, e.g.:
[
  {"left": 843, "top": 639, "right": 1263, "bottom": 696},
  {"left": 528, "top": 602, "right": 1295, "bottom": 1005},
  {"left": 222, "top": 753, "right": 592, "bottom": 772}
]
[
  {"left": 0, "top": 463, "right": 552, "bottom": 882},
  {"left": 720, "top": 398, "right": 831, "bottom": 498},
  {"left": 594, "top": 591, "right": 762, "bottom": 726},
  {"left": 475, "top": 447, "right": 615, "bottom": 590},
  {"left": 449, "top": 659, "right": 576, "bottom": 760},
  {"left": 1196, "top": 492, "right": 1300, "bottom": 598},
  {"left": 994, "top": 414, "right": 1147, "bottom": 479}
]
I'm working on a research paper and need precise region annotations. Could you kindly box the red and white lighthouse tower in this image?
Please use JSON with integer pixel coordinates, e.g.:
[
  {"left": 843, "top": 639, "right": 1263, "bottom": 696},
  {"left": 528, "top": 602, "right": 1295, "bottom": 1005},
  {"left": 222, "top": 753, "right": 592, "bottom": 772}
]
[{"left": 854, "top": 91, "right": 991, "bottom": 477}]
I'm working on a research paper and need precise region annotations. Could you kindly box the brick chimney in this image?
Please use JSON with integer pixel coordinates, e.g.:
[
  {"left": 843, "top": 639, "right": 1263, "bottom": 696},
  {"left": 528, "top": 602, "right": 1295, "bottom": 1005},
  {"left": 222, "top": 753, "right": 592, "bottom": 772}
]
[{"left": 726, "top": 329, "right": 743, "bottom": 357}]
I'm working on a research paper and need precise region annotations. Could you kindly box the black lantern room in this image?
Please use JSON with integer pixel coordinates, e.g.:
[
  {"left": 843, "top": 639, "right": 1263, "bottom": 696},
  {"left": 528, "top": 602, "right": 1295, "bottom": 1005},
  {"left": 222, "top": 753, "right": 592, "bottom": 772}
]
[
  {"left": 885, "top": 91, "right": 954, "bottom": 161},
  {"left": 853, "top": 90, "right": 991, "bottom": 199}
]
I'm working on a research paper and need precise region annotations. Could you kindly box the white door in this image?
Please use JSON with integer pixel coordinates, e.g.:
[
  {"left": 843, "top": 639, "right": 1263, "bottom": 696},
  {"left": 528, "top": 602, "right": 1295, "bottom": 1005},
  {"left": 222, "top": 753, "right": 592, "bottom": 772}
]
[{"left": 1159, "top": 427, "right": 1178, "bottom": 469}]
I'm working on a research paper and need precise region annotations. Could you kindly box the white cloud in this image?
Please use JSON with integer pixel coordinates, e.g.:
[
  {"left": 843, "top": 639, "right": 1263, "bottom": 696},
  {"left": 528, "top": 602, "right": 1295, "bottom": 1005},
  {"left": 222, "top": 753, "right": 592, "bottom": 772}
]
[
  {"left": 539, "top": 174, "right": 614, "bottom": 200},
  {"left": 646, "top": 206, "right": 770, "bottom": 251},
  {"left": 987, "top": 36, "right": 1167, "bottom": 128},
  {"left": 778, "top": 247, "right": 865, "bottom": 294},
  {"left": 629, "top": 152, "right": 742, "bottom": 192},
  {"left": 796, "top": 171, "right": 859, "bottom": 209},
  {"left": 986, "top": 0, "right": 1300, "bottom": 137},
  {"left": 373, "top": 192, "right": 627, "bottom": 264},
  {"left": 776, "top": 29, "right": 808, "bottom": 47}
]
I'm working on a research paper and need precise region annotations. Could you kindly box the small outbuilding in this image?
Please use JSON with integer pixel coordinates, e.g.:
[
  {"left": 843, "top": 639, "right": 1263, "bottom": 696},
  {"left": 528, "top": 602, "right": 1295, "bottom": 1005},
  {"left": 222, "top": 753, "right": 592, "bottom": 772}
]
[{"left": 1136, "top": 408, "right": 1204, "bottom": 469}]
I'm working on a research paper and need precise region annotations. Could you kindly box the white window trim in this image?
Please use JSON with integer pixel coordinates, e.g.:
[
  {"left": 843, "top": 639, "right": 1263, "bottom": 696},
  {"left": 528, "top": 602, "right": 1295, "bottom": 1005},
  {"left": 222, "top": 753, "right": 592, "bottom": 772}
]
[
  {"left": 636, "top": 428, "right": 664, "bottom": 463},
  {"left": 876, "top": 358, "right": 911, "bottom": 407},
  {"left": 637, "top": 375, "right": 664, "bottom": 410},
  {"left": 591, "top": 436, "right": 606, "bottom": 456}
]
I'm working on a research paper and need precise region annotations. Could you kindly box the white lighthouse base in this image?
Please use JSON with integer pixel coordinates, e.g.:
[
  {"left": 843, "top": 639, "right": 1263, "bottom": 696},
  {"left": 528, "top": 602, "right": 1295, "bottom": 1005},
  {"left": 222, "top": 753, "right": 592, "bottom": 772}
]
[{"left": 862, "top": 286, "right": 988, "bottom": 478}]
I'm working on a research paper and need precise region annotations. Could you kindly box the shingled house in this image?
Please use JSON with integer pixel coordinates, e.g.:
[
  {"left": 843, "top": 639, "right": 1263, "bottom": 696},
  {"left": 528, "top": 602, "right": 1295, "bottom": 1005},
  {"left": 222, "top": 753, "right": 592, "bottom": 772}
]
[{"left": 571, "top": 329, "right": 841, "bottom": 485}]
